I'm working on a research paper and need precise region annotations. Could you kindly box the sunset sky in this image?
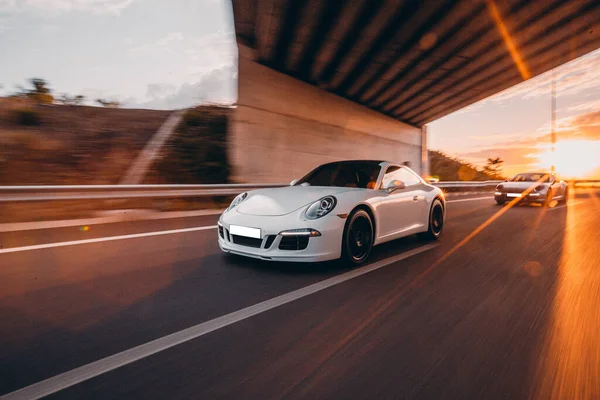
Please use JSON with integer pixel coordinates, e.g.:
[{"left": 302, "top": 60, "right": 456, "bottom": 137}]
[
  {"left": 429, "top": 48, "right": 600, "bottom": 180},
  {"left": 1, "top": 0, "right": 598, "bottom": 179}
]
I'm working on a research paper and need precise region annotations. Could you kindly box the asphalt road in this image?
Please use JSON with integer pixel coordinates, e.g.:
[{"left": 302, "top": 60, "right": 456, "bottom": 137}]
[{"left": 1, "top": 192, "right": 599, "bottom": 399}]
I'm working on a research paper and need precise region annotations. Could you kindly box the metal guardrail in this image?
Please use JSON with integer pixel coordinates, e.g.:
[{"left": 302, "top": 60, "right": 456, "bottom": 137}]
[
  {"left": 435, "top": 180, "right": 503, "bottom": 190},
  {"left": 0, "top": 180, "right": 597, "bottom": 202},
  {"left": 0, "top": 184, "right": 285, "bottom": 202}
]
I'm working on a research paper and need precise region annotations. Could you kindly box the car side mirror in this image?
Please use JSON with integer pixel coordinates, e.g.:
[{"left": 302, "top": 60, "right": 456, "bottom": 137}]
[
  {"left": 426, "top": 177, "right": 439, "bottom": 184},
  {"left": 385, "top": 180, "right": 406, "bottom": 193},
  {"left": 290, "top": 179, "right": 298, "bottom": 186}
]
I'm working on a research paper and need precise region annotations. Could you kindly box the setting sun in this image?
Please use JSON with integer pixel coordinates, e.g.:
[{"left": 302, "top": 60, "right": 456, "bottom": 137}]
[{"left": 536, "top": 140, "right": 600, "bottom": 179}]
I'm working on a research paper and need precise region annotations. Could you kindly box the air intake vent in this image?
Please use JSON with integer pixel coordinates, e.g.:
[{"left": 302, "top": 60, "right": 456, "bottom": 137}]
[
  {"left": 232, "top": 235, "right": 262, "bottom": 248},
  {"left": 264, "top": 235, "right": 277, "bottom": 249},
  {"left": 218, "top": 225, "right": 224, "bottom": 238},
  {"left": 279, "top": 236, "right": 309, "bottom": 251}
]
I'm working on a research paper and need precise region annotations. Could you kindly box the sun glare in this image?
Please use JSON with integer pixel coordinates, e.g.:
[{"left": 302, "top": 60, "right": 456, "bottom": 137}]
[{"left": 536, "top": 140, "right": 600, "bottom": 179}]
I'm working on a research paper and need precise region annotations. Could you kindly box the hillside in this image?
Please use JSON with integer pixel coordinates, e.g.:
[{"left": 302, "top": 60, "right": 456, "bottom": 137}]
[
  {"left": 0, "top": 99, "right": 171, "bottom": 185},
  {"left": 429, "top": 150, "right": 494, "bottom": 181},
  {"left": 143, "top": 106, "right": 232, "bottom": 184}
]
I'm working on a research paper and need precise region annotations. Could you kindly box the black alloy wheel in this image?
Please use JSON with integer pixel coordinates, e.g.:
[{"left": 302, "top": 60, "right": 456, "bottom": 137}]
[
  {"left": 560, "top": 187, "right": 569, "bottom": 204},
  {"left": 418, "top": 199, "right": 444, "bottom": 240},
  {"left": 342, "top": 209, "right": 374, "bottom": 266}
]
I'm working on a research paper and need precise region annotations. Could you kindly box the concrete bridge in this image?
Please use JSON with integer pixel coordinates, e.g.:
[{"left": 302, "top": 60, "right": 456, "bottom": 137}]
[{"left": 229, "top": 0, "right": 599, "bottom": 182}]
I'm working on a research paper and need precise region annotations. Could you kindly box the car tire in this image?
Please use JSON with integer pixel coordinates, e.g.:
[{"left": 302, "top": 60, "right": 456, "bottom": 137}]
[
  {"left": 544, "top": 189, "right": 553, "bottom": 207},
  {"left": 496, "top": 200, "right": 505, "bottom": 206},
  {"left": 341, "top": 209, "right": 374, "bottom": 266},
  {"left": 418, "top": 198, "right": 444, "bottom": 241},
  {"left": 560, "top": 187, "right": 569, "bottom": 204}
]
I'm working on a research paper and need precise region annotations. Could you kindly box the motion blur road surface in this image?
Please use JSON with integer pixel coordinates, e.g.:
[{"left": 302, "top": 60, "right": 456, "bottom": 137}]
[{"left": 1, "top": 192, "right": 599, "bottom": 399}]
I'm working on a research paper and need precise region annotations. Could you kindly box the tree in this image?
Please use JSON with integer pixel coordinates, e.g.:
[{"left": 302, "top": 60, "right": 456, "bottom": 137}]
[
  {"left": 96, "top": 98, "right": 120, "bottom": 108},
  {"left": 483, "top": 157, "right": 504, "bottom": 179},
  {"left": 57, "top": 93, "right": 86, "bottom": 106},
  {"left": 13, "top": 78, "right": 54, "bottom": 104}
]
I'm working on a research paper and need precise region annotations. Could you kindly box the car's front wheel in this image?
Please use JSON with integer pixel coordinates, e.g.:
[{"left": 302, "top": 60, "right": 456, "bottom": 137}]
[
  {"left": 418, "top": 199, "right": 444, "bottom": 240},
  {"left": 544, "top": 189, "right": 554, "bottom": 207},
  {"left": 341, "top": 209, "right": 374, "bottom": 266},
  {"left": 559, "top": 187, "right": 569, "bottom": 204}
]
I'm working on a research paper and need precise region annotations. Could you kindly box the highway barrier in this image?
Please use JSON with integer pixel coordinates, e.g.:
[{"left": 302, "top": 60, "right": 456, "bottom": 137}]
[{"left": 1, "top": 180, "right": 597, "bottom": 202}]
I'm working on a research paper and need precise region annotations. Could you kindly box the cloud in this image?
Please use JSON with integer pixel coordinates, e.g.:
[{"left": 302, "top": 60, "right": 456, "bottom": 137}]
[
  {"left": 568, "top": 98, "right": 600, "bottom": 113},
  {"left": 156, "top": 32, "right": 183, "bottom": 46},
  {"left": 126, "top": 66, "right": 237, "bottom": 110},
  {"left": 2, "top": 0, "right": 135, "bottom": 14},
  {"left": 0, "top": 0, "right": 17, "bottom": 12},
  {"left": 454, "top": 48, "right": 600, "bottom": 110},
  {"left": 454, "top": 109, "right": 600, "bottom": 176},
  {"left": 129, "top": 30, "right": 237, "bottom": 79},
  {"left": 41, "top": 23, "right": 60, "bottom": 33},
  {"left": 145, "top": 83, "right": 177, "bottom": 100}
]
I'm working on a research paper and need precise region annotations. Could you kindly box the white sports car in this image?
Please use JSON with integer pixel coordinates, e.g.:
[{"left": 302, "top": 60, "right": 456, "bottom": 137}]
[
  {"left": 218, "top": 160, "right": 446, "bottom": 265},
  {"left": 494, "top": 172, "right": 569, "bottom": 206}
]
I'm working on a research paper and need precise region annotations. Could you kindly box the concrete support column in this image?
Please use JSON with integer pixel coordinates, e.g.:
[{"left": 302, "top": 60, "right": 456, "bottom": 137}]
[
  {"left": 230, "top": 43, "right": 424, "bottom": 183},
  {"left": 421, "top": 124, "right": 430, "bottom": 178}
]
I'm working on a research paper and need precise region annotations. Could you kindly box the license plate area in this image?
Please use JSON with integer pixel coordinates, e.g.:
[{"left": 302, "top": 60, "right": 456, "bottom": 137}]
[
  {"left": 507, "top": 193, "right": 522, "bottom": 198},
  {"left": 230, "top": 225, "right": 261, "bottom": 239}
]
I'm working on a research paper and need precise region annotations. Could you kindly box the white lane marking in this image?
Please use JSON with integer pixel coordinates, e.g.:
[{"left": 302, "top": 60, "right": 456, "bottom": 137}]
[
  {"left": 446, "top": 196, "right": 493, "bottom": 203},
  {"left": 0, "top": 209, "right": 224, "bottom": 233},
  {"left": 0, "top": 226, "right": 217, "bottom": 254},
  {"left": 0, "top": 243, "right": 437, "bottom": 400}
]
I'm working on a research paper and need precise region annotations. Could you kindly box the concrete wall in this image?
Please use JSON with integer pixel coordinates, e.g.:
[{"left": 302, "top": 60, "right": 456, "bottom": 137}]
[{"left": 230, "top": 45, "right": 423, "bottom": 183}]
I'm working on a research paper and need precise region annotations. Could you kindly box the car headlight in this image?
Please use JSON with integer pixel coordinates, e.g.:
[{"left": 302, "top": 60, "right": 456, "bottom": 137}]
[
  {"left": 305, "top": 196, "right": 337, "bottom": 219},
  {"left": 227, "top": 192, "right": 247, "bottom": 211}
]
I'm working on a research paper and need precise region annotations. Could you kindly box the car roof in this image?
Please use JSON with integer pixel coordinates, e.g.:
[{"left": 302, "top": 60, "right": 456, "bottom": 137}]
[{"left": 319, "top": 159, "right": 397, "bottom": 166}]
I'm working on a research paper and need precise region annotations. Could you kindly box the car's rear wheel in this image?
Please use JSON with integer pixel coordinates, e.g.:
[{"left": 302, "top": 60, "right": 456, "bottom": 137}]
[
  {"left": 496, "top": 199, "right": 505, "bottom": 206},
  {"left": 342, "top": 209, "right": 374, "bottom": 266},
  {"left": 418, "top": 199, "right": 444, "bottom": 241}
]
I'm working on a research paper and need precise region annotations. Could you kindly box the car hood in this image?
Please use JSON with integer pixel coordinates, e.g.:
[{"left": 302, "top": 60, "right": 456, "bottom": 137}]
[
  {"left": 236, "top": 186, "right": 356, "bottom": 216},
  {"left": 497, "top": 181, "right": 547, "bottom": 191}
]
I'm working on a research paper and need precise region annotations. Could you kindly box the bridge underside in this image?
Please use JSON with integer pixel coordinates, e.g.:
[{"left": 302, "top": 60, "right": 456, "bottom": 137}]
[{"left": 233, "top": 0, "right": 600, "bottom": 127}]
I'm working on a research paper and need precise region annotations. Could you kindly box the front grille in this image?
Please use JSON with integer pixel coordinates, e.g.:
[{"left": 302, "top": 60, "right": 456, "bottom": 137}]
[
  {"left": 264, "top": 235, "right": 277, "bottom": 249},
  {"left": 232, "top": 235, "right": 262, "bottom": 248},
  {"left": 279, "top": 236, "right": 309, "bottom": 251}
]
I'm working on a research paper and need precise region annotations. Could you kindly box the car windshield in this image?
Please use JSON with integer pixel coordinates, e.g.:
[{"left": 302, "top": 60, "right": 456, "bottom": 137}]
[
  {"left": 295, "top": 161, "right": 382, "bottom": 189},
  {"left": 509, "top": 173, "right": 551, "bottom": 182}
]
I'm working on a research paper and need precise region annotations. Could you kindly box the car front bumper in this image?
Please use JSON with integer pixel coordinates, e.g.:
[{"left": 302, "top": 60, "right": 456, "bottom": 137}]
[
  {"left": 494, "top": 191, "right": 545, "bottom": 203},
  {"left": 217, "top": 208, "right": 345, "bottom": 262}
]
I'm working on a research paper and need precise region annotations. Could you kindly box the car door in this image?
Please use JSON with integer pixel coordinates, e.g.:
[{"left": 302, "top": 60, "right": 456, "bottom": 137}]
[{"left": 376, "top": 165, "right": 426, "bottom": 241}]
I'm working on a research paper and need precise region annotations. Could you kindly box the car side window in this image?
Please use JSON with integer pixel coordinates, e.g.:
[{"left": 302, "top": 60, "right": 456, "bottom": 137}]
[{"left": 381, "top": 166, "right": 421, "bottom": 188}]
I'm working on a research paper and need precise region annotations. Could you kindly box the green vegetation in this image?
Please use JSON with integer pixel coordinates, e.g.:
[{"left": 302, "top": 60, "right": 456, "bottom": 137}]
[
  {"left": 0, "top": 103, "right": 171, "bottom": 185},
  {"left": 483, "top": 157, "right": 504, "bottom": 179},
  {"left": 96, "top": 98, "right": 121, "bottom": 108},
  {"left": 57, "top": 94, "right": 86, "bottom": 106},
  {"left": 12, "top": 108, "right": 42, "bottom": 126},
  {"left": 144, "top": 106, "right": 231, "bottom": 184},
  {"left": 429, "top": 150, "right": 499, "bottom": 181},
  {"left": 13, "top": 78, "right": 54, "bottom": 105}
]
